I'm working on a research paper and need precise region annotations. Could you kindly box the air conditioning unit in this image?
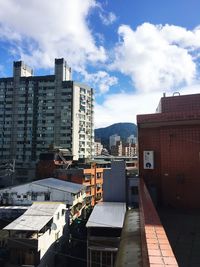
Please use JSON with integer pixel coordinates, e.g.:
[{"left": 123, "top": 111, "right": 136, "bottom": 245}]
[{"left": 143, "top": 151, "right": 154, "bottom": 169}]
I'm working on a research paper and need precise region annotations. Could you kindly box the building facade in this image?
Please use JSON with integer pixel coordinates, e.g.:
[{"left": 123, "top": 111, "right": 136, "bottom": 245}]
[
  {"left": 109, "top": 134, "right": 121, "bottom": 149},
  {"left": 127, "top": 134, "right": 137, "bottom": 144},
  {"left": 4, "top": 202, "right": 66, "bottom": 266},
  {"left": 123, "top": 143, "right": 137, "bottom": 157},
  {"left": 110, "top": 140, "right": 123, "bottom": 156},
  {"left": 55, "top": 166, "right": 104, "bottom": 207},
  {"left": 94, "top": 141, "right": 103, "bottom": 156},
  {"left": 0, "top": 58, "right": 94, "bottom": 162},
  {"left": 137, "top": 93, "right": 200, "bottom": 209},
  {"left": 36, "top": 151, "right": 107, "bottom": 206},
  {"left": 86, "top": 202, "right": 126, "bottom": 267},
  {"left": 0, "top": 178, "right": 86, "bottom": 220}
]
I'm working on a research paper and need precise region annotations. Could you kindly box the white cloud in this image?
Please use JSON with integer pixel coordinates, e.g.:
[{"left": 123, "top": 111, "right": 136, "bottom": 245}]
[
  {"left": 94, "top": 84, "right": 200, "bottom": 128},
  {"left": 110, "top": 23, "right": 200, "bottom": 93},
  {"left": 99, "top": 11, "right": 117, "bottom": 26},
  {"left": 83, "top": 70, "right": 118, "bottom": 94},
  {"left": 0, "top": 0, "right": 106, "bottom": 70},
  {"left": 95, "top": 91, "right": 162, "bottom": 128},
  {"left": 160, "top": 24, "right": 200, "bottom": 49}
]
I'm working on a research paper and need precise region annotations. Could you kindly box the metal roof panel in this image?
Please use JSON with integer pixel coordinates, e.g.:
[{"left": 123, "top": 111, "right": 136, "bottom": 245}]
[{"left": 86, "top": 202, "right": 126, "bottom": 228}]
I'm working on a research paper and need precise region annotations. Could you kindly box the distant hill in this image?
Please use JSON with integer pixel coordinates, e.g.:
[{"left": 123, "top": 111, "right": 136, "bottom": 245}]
[{"left": 95, "top": 122, "right": 137, "bottom": 149}]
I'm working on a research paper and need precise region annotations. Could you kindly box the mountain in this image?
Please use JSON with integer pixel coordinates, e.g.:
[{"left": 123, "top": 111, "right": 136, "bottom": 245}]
[{"left": 95, "top": 122, "right": 137, "bottom": 149}]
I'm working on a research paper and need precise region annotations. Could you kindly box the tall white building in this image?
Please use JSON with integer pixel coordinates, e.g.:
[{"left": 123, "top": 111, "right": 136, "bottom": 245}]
[{"left": 0, "top": 58, "right": 94, "bottom": 161}]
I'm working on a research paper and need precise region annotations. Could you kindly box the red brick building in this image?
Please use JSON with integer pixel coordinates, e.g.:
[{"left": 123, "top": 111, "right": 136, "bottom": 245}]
[{"left": 137, "top": 93, "right": 200, "bottom": 209}]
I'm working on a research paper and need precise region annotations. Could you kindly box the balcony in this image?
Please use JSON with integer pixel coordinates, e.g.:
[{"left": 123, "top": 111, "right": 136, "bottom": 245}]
[
  {"left": 73, "top": 192, "right": 86, "bottom": 206},
  {"left": 114, "top": 179, "right": 178, "bottom": 267}
]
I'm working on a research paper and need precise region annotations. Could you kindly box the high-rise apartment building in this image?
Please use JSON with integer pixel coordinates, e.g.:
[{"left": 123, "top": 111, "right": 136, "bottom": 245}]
[{"left": 0, "top": 58, "right": 94, "bottom": 162}]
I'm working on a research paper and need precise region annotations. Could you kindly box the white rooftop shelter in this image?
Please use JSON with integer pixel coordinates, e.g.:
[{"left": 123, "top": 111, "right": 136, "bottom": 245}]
[
  {"left": 86, "top": 202, "right": 126, "bottom": 228},
  {"left": 4, "top": 202, "right": 63, "bottom": 231}
]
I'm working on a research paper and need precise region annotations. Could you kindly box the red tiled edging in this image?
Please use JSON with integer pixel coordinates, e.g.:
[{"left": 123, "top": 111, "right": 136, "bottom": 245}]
[{"left": 139, "top": 179, "right": 179, "bottom": 267}]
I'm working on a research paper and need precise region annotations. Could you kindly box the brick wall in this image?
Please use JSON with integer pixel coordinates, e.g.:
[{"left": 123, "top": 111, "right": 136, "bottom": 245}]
[{"left": 137, "top": 94, "right": 200, "bottom": 209}]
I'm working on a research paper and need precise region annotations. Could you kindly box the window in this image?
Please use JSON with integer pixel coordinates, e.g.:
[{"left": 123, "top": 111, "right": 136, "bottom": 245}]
[
  {"left": 31, "top": 193, "right": 37, "bottom": 201},
  {"left": 97, "top": 193, "right": 101, "bottom": 199},
  {"left": 96, "top": 184, "right": 101, "bottom": 191},
  {"left": 44, "top": 192, "right": 50, "bottom": 200},
  {"left": 89, "top": 250, "right": 117, "bottom": 267},
  {"left": 96, "top": 172, "right": 101, "bottom": 179},
  {"left": 84, "top": 174, "right": 91, "bottom": 181},
  {"left": 3, "top": 193, "right": 9, "bottom": 198}
]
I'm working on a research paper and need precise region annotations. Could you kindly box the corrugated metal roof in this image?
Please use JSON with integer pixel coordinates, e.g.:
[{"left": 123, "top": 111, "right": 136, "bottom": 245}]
[
  {"left": 33, "top": 178, "right": 85, "bottom": 194},
  {"left": 86, "top": 202, "right": 126, "bottom": 228},
  {"left": 4, "top": 202, "right": 63, "bottom": 231},
  {"left": 0, "top": 206, "right": 27, "bottom": 210}
]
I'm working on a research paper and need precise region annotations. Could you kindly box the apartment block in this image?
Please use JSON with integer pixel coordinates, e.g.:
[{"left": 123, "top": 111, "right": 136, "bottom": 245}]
[
  {"left": 109, "top": 134, "right": 121, "bottom": 149},
  {"left": 110, "top": 140, "right": 123, "bottom": 156},
  {"left": 94, "top": 141, "right": 103, "bottom": 156},
  {"left": 0, "top": 58, "right": 94, "bottom": 162}
]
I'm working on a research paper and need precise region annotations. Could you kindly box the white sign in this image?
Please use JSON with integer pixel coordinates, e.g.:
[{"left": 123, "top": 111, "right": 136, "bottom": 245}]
[{"left": 143, "top": 151, "right": 154, "bottom": 169}]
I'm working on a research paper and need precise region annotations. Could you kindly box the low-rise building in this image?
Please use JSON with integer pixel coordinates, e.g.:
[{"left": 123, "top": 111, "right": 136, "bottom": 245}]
[
  {"left": 4, "top": 202, "right": 66, "bottom": 266},
  {"left": 0, "top": 178, "right": 86, "bottom": 220},
  {"left": 86, "top": 202, "right": 126, "bottom": 267},
  {"left": 56, "top": 163, "right": 105, "bottom": 206},
  {"left": 36, "top": 152, "right": 108, "bottom": 207}
]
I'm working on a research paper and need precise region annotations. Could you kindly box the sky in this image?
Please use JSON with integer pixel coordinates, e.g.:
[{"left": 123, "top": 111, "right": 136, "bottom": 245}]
[{"left": 0, "top": 0, "right": 200, "bottom": 128}]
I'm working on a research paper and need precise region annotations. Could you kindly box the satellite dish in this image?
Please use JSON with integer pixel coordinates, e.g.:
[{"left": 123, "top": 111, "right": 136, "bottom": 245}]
[{"left": 51, "top": 223, "right": 57, "bottom": 230}]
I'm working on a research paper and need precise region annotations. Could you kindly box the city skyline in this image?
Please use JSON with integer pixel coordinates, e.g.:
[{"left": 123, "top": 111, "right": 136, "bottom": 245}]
[{"left": 0, "top": 0, "right": 200, "bottom": 128}]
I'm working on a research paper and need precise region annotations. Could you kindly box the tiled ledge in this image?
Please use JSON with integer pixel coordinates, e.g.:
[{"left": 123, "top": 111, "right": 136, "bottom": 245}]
[{"left": 139, "top": 179, "right": 179, "bottom": 267}]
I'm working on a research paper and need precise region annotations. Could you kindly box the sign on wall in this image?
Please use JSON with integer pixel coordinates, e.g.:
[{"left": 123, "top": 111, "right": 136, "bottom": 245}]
[{"left": 143, "top": 151, "right": 154, "bottom": 169}]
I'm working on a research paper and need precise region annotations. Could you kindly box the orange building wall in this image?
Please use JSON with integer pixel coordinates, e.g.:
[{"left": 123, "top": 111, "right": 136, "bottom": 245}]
[{"left": 83, "top": 167, "right": 104, "bottom": 206}]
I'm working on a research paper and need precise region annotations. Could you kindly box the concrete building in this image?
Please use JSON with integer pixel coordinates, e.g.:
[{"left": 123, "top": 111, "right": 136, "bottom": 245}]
[
  {"left": 36, "top": 153, "right": 107, "bottom": 207},
  {"left": 86, "top": 162, "right": 126, "bottom": 267},
  {"left": 127, "top": 134, "right": 137, "bottom": 144},
  {"left": 0, "top": 178, "right": 86, "bottom": 220},
  {"left": 137, "top": 93, "right": 200, "bottom": 209},
  {"left": 103, "top": 161, "right": 126, "bottom": 203},
  {"left": 85, "top": 159, "right": 178, "bottom": 267},
  {"left": 0, "top": 58, "right": 94, "bottom": 162},
  {"left": 123, "top": 142, "right": 137, "bottom": 157},
  {"left": 110, "top": 140, "right": 123, "bottom": 156},
  {"left": 109, "top": 134, "right": 121, "bottom": 149},
  {"left": 86, "top": 202, "right": 126, "bottom": 267},
  {"left": 55, "top": 165, "right": 104, "bottom": 207},
  {"left": 0, "top": 160, "right": 36, "bottom": 188},
  {"left": 94, "top": 141, "right": 103, "bottom": 156},
  {"left": 3, "top": 202, "right": 66, "bottom": 266}
]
